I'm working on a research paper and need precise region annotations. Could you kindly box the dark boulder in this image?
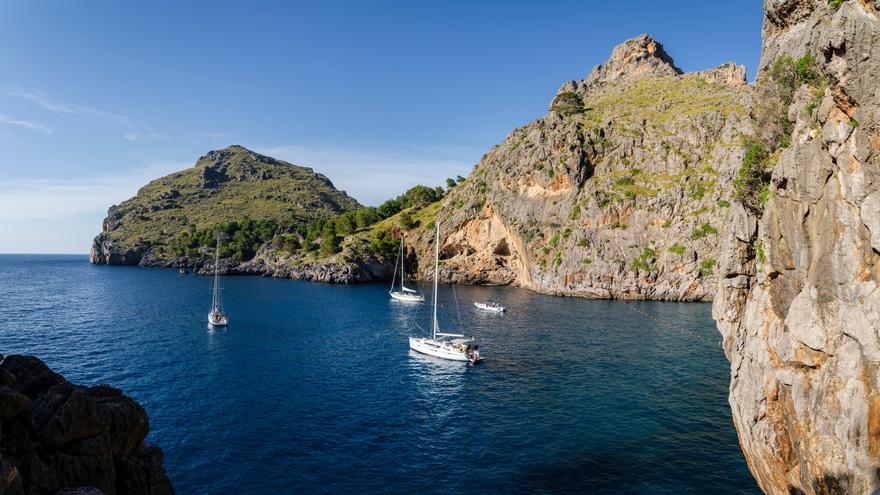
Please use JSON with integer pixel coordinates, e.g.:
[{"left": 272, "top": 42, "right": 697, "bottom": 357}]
[
  {"left": 0, "top": 355, "right": 64, "bottom": 398},
  {"left": 0, "top": 355, "right": 173, "bottom": 494}
]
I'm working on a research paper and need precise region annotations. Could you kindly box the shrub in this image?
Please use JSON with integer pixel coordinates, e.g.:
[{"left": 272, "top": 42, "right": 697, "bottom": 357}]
[
  {"left": 668, "top": 244, "right": 686, "bottom": 256},
  {"left": 805, "top": 99, "right": 818, "bottom": 116},
  {"left": 582, "top": 258, "right": 592, "bottom": 265},
  {"left": 616, "top": 176, "right": 636, "bottom": 186},
  {"left": 551, "top": 92, "right": 584, "bottom": 116},
  {"left": 661, "top": 219, "right": 672, "bottom": 228},
  {"left": 698, "top": 258, "right": 716, "bottom": 277},
  {"left": 734, "top": 139, "right": 772, "bottom": 212},
  {"left": 716, "top": 199, "right": 730, "bottom": 208},
  {"left": 369, "top": 229, "right": 399, "bottom": 258},
  {"left": 570, "top": 205, "right": 581, "bottom": 220},
  {"left": 691, "top": 222, "right": 718, "bottom": 239},
  {"left": 829, "top": 0, "right": 844, "bottom": 9},
  {"left": 273, "top": 234, "right": 301, "bottom": 254},
  {"left": 631, "top": 248, "right": 657, "bottom": 273},
  {"left": 759, "top": 186, "right": 772, "bottom": 206},
  {"left": 755, "top": 240, "right": 766, "bottom": 264},
  {"left": 848, "top": 118, "right": 860, "bottom": 128},
  {"left": 399, "top": 210, "right": 416, "bottom": 229},
  {"left": 611, "top": 221, "right": 627, "bottom": 230}
]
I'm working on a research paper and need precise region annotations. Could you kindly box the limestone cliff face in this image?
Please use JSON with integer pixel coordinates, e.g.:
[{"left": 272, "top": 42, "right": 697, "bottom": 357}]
[
  {"left": 713, "top": 0, "right": 880, "bottom": 492},
  {"left": 421, "top": 34, "right": 752, "bottom": 300}
]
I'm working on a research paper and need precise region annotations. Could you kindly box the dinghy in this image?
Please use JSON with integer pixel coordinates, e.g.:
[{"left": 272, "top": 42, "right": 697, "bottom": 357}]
[{"left": 474, "top": 301, "right": 505, "bottom": 313}]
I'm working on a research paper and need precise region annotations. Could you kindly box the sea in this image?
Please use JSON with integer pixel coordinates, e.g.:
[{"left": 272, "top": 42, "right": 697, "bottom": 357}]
[{"left": 0, "top": 254, "right": 758, "bottom": 494}]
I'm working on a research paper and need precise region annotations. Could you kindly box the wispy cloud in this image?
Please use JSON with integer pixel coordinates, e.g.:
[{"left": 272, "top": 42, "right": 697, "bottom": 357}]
[
  {"left": 0, "top": 114, "right": 54, "bottom": 135},
  {"left": 0, "top": 161, "right": 184, "bottom": 220},
  {"left": 4, "top": 88, "right": 155, "bottom": 139},
  {"left": 257, "top": 143, "right": 477, "bottom": 205},
  {"left": 7, "top": 89, "right": 137, "bottom": 126}
]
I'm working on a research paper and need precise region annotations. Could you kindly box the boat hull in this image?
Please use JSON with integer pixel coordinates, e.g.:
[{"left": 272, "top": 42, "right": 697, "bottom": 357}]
[
  {"left": 474, "top": 302, "right": 504, "bottom": 313},
  {"left": 390, "top": 291, "right": 424, "bottom": 302},
  {"left": 208, "top": 313, "right": 228, "bottom": 326},
  {"left": 409, "top": 337, "right": 475, "bottom": 362}
]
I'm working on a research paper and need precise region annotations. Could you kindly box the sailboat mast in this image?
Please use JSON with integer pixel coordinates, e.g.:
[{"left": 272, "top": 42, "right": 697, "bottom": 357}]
[
  {"left": 399, "top": 238, "right": 404, "bottom": 291},
  {"left": 432, "top": 222, "right": 439, "bottom": 340},
  {"left": 213, "top": 237, "right": 221, "bottom": 309}
]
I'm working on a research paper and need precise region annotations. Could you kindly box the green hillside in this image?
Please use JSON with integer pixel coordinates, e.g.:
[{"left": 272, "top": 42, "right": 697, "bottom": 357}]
[{"left": 97, "top": 145, "right": 360, "bottom": 261}]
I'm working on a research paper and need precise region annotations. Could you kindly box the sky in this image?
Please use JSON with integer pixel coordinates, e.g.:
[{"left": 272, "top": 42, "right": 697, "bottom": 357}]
[{"left": 0, "top": 1, "right": 764, "bottom": 253}]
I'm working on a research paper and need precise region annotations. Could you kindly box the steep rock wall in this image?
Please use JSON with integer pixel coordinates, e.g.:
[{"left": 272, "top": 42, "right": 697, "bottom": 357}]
[
  {"left": 422, "top": 35, "right": 752, "bottom": 300},
  {"left": 713, "top": 0, "right": 880, "bottom": 492}
]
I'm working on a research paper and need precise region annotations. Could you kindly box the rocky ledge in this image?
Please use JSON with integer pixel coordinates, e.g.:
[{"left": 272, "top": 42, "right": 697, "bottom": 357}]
[{"left": 0, "top": 354, "right": 173, "bottom": 495}]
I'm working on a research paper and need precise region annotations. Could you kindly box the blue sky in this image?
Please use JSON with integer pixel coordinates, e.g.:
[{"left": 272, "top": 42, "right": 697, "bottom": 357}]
[{"left": 0, "top": 1, "right": 763, "bottom": 253}]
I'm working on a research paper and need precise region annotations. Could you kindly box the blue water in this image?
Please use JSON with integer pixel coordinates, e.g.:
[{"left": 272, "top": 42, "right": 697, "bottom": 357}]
[{"left": 0, "top": 255, "right": 757, "bottom": 494}]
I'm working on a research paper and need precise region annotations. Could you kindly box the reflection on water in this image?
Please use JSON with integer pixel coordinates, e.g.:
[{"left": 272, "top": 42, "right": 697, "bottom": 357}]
[{"left": 0, "top": 255, "right": 758, "bottom": 494}]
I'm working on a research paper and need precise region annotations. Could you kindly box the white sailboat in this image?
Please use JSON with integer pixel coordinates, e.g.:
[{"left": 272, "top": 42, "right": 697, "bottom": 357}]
[
  {"left": 389, "top": 238, "right": 424, "bottom": 302},
  {"left": 409, "top": 222, "right": 482, "bottom": 364},
  {"left": 208, "top": 237, "right": 229, "bottom": 327}
]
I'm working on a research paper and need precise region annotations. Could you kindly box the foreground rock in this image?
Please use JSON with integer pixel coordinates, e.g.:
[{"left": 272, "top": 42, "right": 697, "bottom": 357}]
[
  {"left": 714, "top": 0, "right": 880, "bottom": 493},
  {"left": 0, "top": 354, "right": 173, "bottom": 494}
]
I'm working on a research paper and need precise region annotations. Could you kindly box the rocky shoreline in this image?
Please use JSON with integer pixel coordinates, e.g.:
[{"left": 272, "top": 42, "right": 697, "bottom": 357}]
[{"left": 0, "top": 354, "right": 174, "bottom": 494}]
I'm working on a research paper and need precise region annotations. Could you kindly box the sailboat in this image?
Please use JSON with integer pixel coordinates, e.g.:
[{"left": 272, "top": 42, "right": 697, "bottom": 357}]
[
  {"left": 390, "top": 238, "right": 424, "bottom": 302},
  {"left": 208, "top": 237, "right": 229, "bottom": 327},
  {"left": 409, "top": 222, "right": 482, "bottom": 364}
]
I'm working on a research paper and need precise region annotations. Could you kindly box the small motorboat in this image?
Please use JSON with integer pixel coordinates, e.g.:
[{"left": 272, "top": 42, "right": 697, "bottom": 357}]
[
  {"left": 179, "top": 268, "right": 188, "bottom": 275},
  {"left": 474, "top": 301, "right": 505, "bottom": 313}
]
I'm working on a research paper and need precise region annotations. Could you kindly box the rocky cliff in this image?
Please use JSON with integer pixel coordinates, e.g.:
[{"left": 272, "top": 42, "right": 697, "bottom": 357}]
[
  {"left": 91, "top": 36, "right": 753, "bottom": 303},
  {"left": 0, "top": 354, "right": 173, "bottom": 494},
  {"left": 713, "top": 0, "right": 880, "bottom": 493},
  {"left": 406, "top": 34, "right": 752, "bottom": 300}
]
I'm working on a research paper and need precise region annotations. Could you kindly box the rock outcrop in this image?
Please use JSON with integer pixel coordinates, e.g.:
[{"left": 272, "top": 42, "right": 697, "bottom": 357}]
[
  {"left": 713, "top": 0, "right": 880, "bottom": 493},
  {"left": 407, "top": 34, "right": 752, "bottom": 300},
  {"left": 0, "top": 354, "right": 173, "bottom": 494}
]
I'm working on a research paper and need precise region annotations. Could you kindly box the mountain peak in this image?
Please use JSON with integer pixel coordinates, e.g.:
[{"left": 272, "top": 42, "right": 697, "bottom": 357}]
[{"left": 586, "top": 34, "right": 682, "bottom": 86}]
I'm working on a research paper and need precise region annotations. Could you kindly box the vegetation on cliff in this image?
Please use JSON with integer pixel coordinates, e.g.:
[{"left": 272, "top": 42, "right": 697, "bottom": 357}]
[{"left": 735, "top": 53, "right": 826, "bottom": 212}]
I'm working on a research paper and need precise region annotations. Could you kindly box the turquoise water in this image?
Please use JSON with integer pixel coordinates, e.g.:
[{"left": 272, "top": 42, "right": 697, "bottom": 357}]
[{"left": 0, "top": 255, "right": 757, "bottom": 494}]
